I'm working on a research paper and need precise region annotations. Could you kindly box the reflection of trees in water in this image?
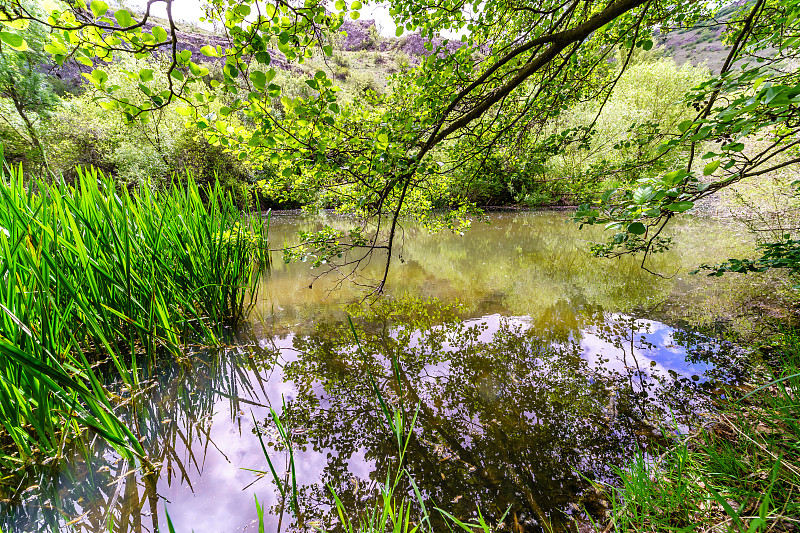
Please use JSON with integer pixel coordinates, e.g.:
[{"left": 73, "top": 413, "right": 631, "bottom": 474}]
[
  {"left": 271, "top": 298, "right": 739, "bottom": 532},
  {"left": 0, "top": 298, "right": 744, "bottom": 533},
  {"left": 0, "top": 329, "right": 280, "bottom": 533}
]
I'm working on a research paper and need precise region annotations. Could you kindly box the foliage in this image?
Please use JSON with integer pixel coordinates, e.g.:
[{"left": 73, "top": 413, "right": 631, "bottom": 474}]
[
  {"left": 572, "top": 0, "right": 800, "bottom": 276},
  {"left": 0, "top": 0, "right": 797, "bottom": 283},
  {"left": 443, "top": 54, "right": 708, "bottom": 206},
  {"left": 597, "top": 329, "right": 800, "bottom": 532},
  {"left": 694, "top": 234, "right": 800, "bottom": 283},
  {"left": 0, "top": 0, "right": 58, "bottom": 173},
  {"left": 0, "top": 0, "right": 719, "bottom": 287},
  {"left": 0, "top": 163, "right": 269, "bottom": 464}
]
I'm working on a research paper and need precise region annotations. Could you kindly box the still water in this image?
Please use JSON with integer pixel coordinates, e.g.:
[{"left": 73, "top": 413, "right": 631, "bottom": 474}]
[{"left": 2, "top": 211, "right": 766, "bottom": 533}]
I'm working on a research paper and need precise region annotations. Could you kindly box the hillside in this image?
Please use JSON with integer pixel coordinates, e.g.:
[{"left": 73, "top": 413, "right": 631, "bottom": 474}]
[
  {"left": 46, "top": 14, "right": 462, "bottom": 97},
  {"left": 45, "top": 2, "right": 751, "bottom": 96},
  {"left": 655, "top": 1, "right": 749, "bottom": 73}
]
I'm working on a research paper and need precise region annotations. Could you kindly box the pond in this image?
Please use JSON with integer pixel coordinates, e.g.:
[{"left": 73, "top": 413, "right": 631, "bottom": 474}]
[{"left": 1, "top": 211, "right": 769, "bottom": 533}]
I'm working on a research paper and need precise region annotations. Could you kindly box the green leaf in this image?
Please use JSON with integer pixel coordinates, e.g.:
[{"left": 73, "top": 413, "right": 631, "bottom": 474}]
[
  {"left": 264, "top": 69, "right": 276, "bottom": 84},
  {"left": 678, "top": 119, "right": 693, "bottom": 133},
  {"left": 725, "top": 142, "right": 745, "bottom": 152},
  {"left": 396, "top": 27, "right": 404, "bottom": 37},
  {"left": 351, "top": 0, "right": 362, "bottom": 8},
  {"left": 114, "top": 9, "right": 133, "bottom": 26},
  {"left": 139, "top": 68, "right": 154, "bottom": 82},
  {"left": 91, "top": 68, "right": 108, "bottom": 84},
  {"left": 90, "top": 0, "right": 108, "bottom": 18},
  {"left": 189, "top": 62, "right": 206, "bottom": 76},
  {"left": 250, "top": 70, "right": 266, "bottom": 91},
  {"left": 350, "top": 11, "right": 360, "bottom": 19},
  {"left": 200, "top": 45, "right": 218, "bottom": 57},
  {"left": 44, "top": 42, "right": 66, "bottom": 55},
  {"left": 151, "top": 26, "right": 168, "bottom": 43},
  {"left": 632, "top": 185, "right": 654, "bottom": 205},
  {"left": 600, "top": 188, "right": 616, "bottom": 204},
  {"left": 335, "top": 0, "right": 346, "bottom": 9},
  {"left": 706, "top": 485, "right": 744, "bottom": 530},
  {"left": 641, "top": 39, "right": 653, "bottom": 50},
  {"left": 627, "top": 222, "right": 646, "bottom": 235},
  {"left": 322, "top": 45, "right": 333, "bottom": 56},
  {"left": 703, "top": 161, "right": 720, "bottom": 176},
  {"left": 0, "top": 31, "right": 26, "bottom": 51},
  {"left": 224, "top": 63, "right": 239, "bottom": 79},
  {"left": 377, "top": 133, "right": 388, "bottom": 144},
  {"left": 0, "top": 18, "right": 28, "bottom": 30},
  {"left": 663, "top": 170, "right": 687, "bottom": 186},
  {"left": 664, "top": 201, "right": 694, "bottom": 213}
]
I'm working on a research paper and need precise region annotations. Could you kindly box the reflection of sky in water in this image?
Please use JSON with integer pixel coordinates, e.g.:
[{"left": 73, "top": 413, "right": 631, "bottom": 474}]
[
  {"left": 461, "top": 313, "right": 722, "bottom": 379},
  {"left": 1, "top": 310, "right": 743, "bottom": 533},
  {"left": 580, "top": 317, "right": 714, "bottom": 380}
]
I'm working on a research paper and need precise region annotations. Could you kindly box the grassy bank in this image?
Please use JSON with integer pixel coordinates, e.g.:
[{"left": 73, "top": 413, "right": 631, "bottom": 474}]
[
  {"left": 597, "top": 330, "right": 800, "bottom": 532},
  {"left": 0, "top": 164, "right": 269, "bottom": 467}
]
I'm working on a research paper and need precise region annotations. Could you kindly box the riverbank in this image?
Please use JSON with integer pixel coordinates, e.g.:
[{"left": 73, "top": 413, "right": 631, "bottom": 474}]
[{"left": 594, "top": 329, "right": 800, "bottom": 533}]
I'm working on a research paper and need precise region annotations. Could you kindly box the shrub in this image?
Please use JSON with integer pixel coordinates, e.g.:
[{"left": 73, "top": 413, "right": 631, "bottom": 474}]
[
  {"left": 334, "top": 65, "right": 350, "bottom": 80},
  {"left": 543, "top": 55, "right": 709, "bottom": 186},
  {"left": 171, "top": 131, "right": 254, "bottom": 209},
  {"left": 332, "top": 52, "right": 350, "bottom": 67},
  {"left": 349, "top": 71, "right": 382, "bottom": 96},
  {"left": 395, "top": 50, "right": 411, "bottom": 70}
]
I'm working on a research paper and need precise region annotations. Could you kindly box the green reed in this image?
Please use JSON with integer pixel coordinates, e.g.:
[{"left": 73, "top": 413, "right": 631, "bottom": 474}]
[{"left": 0, "top": 163, "right": 269, "bottom": 465}]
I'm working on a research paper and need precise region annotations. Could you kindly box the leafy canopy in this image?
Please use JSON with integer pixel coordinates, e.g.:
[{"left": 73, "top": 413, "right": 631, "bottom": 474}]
[{"left": 3, "top": 0, "right": 800, "bottom": 284}]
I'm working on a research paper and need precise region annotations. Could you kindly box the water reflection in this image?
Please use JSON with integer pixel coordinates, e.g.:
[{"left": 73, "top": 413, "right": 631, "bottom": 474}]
[
  {"left": 2, "top": 298, "right": 746, "bottom": 533},
  {"left": 258, "top": 210, "right": 759, "bottom": 327},
  {"left": 1, "top": 212, "right": 758, "bottom": 533}
]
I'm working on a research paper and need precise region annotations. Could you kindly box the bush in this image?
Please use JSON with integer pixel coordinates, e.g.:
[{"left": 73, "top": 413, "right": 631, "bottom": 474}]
[
  {"left": 40, "top": 56, "right": 257, "bottom": 200},
  {"left": 395, "top": 50, "right": 411, "bottom": 70},
  {"left": 0, "top": 122, "right": 44, "bottom": 169},
  {"left": 543, "top": 55, "right": 709, "bottom": 186},
  {"left": 332, "top": 52, "right": 350, "bottom": 67},
  {"left": 334, "top": 65, "right": 350, "bottom": 80},
  {"left": 349, "top": 71, "right": 382, "bottom": 96},
  {"left": 171, "top": 132, "right": 254, "bottom": 209},
  {"left": 444, "top": 55, "right": 709, "bottom": 206},
  {"left": 44, "top": 57, "right": 190, "bottom": 185}
]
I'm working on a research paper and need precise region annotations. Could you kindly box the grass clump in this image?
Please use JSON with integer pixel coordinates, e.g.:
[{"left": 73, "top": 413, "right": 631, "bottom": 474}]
[
  {"left": 0, "top": 163, "right": 269, "bottom": 465},
  {"left": 597, "top": 330, "right": 800, "bottom": 532}
]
